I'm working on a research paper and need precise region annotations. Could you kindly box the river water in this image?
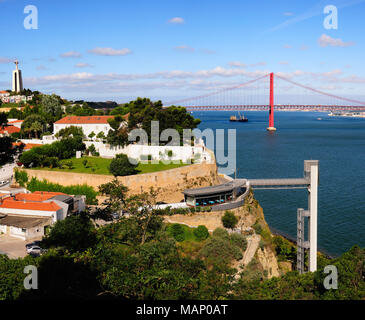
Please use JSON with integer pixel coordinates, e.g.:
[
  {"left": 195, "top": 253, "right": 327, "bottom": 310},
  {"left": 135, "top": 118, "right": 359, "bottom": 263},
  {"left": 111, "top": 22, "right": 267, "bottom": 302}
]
[{"left": 196, "top": 111, "right": 365, "bottom": 256}]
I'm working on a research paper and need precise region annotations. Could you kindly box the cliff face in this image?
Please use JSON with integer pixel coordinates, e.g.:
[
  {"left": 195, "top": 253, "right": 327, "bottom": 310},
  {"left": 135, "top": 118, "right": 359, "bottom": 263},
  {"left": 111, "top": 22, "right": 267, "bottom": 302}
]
[
  {"left": 229, "top": 191, "right": 280, "bottom": 279},
  {"left": 165, "top": 190, "right": 282, "bottom": 279}
]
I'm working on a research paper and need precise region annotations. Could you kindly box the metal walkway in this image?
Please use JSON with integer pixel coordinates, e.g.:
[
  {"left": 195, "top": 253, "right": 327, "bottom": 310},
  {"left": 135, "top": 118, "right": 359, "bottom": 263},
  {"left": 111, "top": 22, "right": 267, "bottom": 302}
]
[{"left": 248, "top": 178, "right": 310, "bottom": 190}]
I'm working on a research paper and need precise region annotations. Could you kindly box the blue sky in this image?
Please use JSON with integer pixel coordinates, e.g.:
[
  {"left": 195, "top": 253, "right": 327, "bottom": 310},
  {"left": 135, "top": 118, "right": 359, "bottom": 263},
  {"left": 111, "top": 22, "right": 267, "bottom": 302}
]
[{"left": 0, "top": 0, "right": 365, "bottom": 103}]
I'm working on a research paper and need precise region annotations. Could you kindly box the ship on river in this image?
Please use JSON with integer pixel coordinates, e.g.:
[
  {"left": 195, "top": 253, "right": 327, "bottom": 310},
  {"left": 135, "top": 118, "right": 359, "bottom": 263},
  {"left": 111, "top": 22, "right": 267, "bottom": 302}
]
[{"left": 230, "top": 111, "right": 248, "bottom": 122}]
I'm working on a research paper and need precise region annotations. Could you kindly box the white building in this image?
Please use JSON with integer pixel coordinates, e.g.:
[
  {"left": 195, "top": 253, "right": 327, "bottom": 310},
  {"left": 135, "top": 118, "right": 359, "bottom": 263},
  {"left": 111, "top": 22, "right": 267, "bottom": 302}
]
[
  {"left": 0, "top": 90, "right": 10, "bottom": 98},
  {"left": 0, "top": 191, "right": 86, "bottom": 240},
  {"left": 53, "top": 115, "right": 128, "bottom": 138}
]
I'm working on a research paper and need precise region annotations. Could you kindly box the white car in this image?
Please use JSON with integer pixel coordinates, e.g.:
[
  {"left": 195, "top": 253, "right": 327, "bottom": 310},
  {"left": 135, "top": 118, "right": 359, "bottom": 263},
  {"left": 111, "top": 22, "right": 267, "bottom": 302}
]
[{"left": 26, "top": 245, "right": 42, "bottom": 255}]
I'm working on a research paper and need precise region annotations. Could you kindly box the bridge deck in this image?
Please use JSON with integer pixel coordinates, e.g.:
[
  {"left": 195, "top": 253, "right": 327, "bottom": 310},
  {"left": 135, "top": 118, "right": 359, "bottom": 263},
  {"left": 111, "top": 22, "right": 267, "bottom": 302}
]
[{"left": 249, "top": 178, "right": 309, "bottom": 189}]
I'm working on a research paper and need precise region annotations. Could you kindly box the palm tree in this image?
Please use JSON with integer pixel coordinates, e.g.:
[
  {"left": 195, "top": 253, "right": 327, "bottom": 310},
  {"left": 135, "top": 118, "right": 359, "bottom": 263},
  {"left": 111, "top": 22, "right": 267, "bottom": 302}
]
[{"left": 30, "top": 121, "right": 43, "bottom": 139}]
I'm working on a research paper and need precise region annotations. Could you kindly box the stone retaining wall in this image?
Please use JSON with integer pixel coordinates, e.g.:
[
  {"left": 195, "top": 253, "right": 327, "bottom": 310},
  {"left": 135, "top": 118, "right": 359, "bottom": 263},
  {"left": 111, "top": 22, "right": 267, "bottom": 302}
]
[{"left": 22, "top": 162, "right": 219, "bottom": 203}]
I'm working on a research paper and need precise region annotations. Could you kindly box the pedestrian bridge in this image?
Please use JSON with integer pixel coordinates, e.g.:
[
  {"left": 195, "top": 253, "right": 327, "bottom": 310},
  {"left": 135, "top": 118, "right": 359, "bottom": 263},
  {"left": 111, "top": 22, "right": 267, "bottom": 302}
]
[{"left": 248, "top": 178, "right": 310, "bottom": 190}]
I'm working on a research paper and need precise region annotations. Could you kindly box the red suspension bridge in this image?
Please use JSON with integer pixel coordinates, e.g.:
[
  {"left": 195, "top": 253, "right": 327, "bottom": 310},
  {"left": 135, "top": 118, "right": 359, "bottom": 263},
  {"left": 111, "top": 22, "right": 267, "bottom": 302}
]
[{"left": 166, "top": 72, "right": 365, "bottom": 131}]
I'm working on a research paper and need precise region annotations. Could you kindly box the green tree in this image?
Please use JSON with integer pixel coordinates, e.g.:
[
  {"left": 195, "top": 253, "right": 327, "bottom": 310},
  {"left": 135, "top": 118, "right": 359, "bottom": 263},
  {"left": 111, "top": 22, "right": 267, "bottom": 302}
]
[
  {"left": 109, "top": 153, "right": 138, "bottom": 176},
  {"left": 221, "top": 210, "right": 238, "bottom": 229},
  {"left": 193, "top": 225, "right": 210, "bottom": 241},
  {"left": 96, "top": 131, "right": 106, "bottom": 141},
  {"left": 41, "top": 94, "right": 63, "bottom": 118},
  {"left": 0, "top": 113, "right": 24, "bottom": 166},
  {"left": 170, "top": 223, "right": 185, "bottom": 242},
  {"left": 88, "top": 131, "right": 96, "bottom": 140},
  {"left": 55, "top": 126, "right": 84, "bottom": 139},
  {"left": 21, "top": 114, "right": 46, "bottom": 138},
  {"left": 106, "top": 116, "right": 129, "bottom": 147},
  {"left": 97, "top": 179, "right": 129, "bottom": 221},
  {"left": 41, "top": 213, "right": 97, "bottom": 253},
  {"left": 126, "top": 98, "right": 201, "bottom": 145},
  {"left": 125, "top": 188, "right": 159, "bottom": 245}
]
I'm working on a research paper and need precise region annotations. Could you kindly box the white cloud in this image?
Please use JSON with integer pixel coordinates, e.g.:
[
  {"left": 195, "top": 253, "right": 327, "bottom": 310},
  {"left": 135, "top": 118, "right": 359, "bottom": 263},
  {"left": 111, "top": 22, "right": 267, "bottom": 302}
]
[
  {"left": 88, "top": 47, "right": 132, "bottom": 56},
  {"left": 75, "top": 63, "right": 93, "bottom": 68},
  {"left": 228, "top": 61, "right": 266, "bottom": 68},
  {"left": 228, "top": 61, "right": 247, "bottom": 68},
  {"left": 174, "top": 45, "right": 195, "bottom": 53},
  {"left": 318, "top": 34, "right": 355, "bottom": 48},
  {"left": 168, "top": 17, "right": 184, "bottom": 24},
  {"left": 283, "top": 44, "right": 292, "bottom": 49},
  {"left": 60, "top": 51, "right": 82, "bottom": 58},
  {"left": 36, "top": 65, "right": 48, "bottom": 70},
  {"left": 283, "top": 12, "right": 294, "bottom": 16},
  {"left": 279, "top": 61, "right": 289, "bottom": 65}
]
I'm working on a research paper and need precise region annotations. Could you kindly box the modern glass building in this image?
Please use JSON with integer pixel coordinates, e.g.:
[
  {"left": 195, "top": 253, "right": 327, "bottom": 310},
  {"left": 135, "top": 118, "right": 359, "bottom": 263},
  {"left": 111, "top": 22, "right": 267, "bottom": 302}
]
[{"left": 183, "top": 180, "right": 247, "bottom": 207}]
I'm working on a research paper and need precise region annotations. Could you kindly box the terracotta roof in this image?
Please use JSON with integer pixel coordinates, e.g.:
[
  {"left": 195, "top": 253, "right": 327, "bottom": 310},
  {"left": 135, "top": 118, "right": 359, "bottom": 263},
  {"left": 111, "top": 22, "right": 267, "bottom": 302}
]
[
  {"left": 0, "top": 91, "right": 8, "bottom": 94},
  {"left": 32, "top": 191, "right": 66, "bottom": 196},
  {"left": 54, "top": 114, "right": 129, "bottom": 125},
  {"left": 0, "top": 199, "right": 61, "bottom": 211},
  {"left": 13, "top": 142, "right": 42, "bottom": 150},
  {"left": 0, "top": 125, "right": 21, "bottom": 135},
  {"left": 8, "top": 120, "right": 24, "bottom": 124},
  {"left": 14, "top": 192, "right": 64, "bottom": 202}
]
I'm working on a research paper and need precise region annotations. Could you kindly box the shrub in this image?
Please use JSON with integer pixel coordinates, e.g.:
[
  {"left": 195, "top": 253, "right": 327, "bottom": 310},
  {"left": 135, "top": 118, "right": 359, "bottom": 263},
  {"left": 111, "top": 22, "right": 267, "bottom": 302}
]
[
  {"left": 109, "top": 154, "right": 138, "bottom": 177},
  {"left": 232, "top": 245, "right": 243, "bottom": 261},
  {"left": 26, "top": 177, "right": 98, "bottom": 205},
  {"left": 252, "top": 221, "right": 263, "bottom": 235},
  {"left": 87, "top": 144, "right": 98, "bottom": 156},
  {"left": 230, "top": 233, "right": 247, "bottom": 251},
  {"left": 193, "top": 225, "right": 209, "bottom": 241},
  {"left": 63, "top": 160, "right": 73, "bottom": 169},
  {"left": 212, "top": 228, "right": 229, "bottom": 241},
  {"left": 221, "top": 210, "right": 238, "bottom": 229},
  {"left": 170, "top": 224, "right": 185, "bottom": 242},
  {"left": 14, "top": 169, "right": 28, "bottom": 187},
  {"left": 19, "top": 137, "right": 85, "bottom": 168}
]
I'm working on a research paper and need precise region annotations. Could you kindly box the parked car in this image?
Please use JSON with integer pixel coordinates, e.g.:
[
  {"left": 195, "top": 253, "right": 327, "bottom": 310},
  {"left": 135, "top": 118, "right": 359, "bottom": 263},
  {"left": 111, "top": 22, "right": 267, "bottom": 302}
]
[
  {"left": 26, "top": 246, "right": 42, "bottom": 255},
  {"left": 25, "top": 241, "right": 41, "bottom": 249}
]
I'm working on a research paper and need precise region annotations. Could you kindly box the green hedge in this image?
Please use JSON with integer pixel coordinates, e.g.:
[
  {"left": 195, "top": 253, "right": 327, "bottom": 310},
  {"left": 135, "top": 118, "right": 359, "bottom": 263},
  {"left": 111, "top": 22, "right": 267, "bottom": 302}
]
[{"left": 26, "top": 177, "right": 98, "bottom": 205}]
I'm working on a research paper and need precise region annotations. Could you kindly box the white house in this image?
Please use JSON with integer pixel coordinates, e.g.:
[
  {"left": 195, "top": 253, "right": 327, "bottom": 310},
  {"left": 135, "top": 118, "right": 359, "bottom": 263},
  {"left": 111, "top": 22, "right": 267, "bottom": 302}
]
[
  {"left": 0, "top": 191, "right": 86, "bottom": 240},
  {"left": 53, "top": 115, "right": 129, "bottom": 138}
]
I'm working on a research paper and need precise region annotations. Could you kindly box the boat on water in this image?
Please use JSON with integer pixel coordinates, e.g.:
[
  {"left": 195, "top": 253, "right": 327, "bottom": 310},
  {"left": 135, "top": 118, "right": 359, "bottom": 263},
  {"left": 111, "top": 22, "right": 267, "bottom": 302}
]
[{"left": 230, "top": 111, "right": 248, "bottom": 122}]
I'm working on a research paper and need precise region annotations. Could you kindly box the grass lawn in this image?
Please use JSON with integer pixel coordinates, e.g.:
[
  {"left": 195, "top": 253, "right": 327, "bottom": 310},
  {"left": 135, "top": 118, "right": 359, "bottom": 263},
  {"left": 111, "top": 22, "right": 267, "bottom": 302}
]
[{"left": 31, "top": 156, "right": 189, "bottom": 175}]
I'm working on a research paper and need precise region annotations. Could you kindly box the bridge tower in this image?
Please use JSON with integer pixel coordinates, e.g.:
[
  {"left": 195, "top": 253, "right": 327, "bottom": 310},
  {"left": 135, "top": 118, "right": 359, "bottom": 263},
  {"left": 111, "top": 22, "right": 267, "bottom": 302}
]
[{"left": 267, "top": 72, "right": 276, "bottom": 131}]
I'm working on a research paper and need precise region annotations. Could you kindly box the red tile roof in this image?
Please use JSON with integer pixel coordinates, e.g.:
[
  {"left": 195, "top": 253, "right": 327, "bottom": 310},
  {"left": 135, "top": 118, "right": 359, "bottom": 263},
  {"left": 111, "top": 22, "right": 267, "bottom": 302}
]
[
  {"left": 15, "top": 191, "right": 65, "bottom": 202},
  {"left": 13, "top": 142, "right": 42, "bottom": 150},
  {"left": 8, "top": 120, "right": 24, "bottom": 124},
  {"left": 0, "top": 125, "right": 21, "bottom": 135},
  {"left": 0, "top": 199, "right": 61, "bottom": 212},
  {"left": 54, "top": 114, "right": 129, "bottom": 125}
]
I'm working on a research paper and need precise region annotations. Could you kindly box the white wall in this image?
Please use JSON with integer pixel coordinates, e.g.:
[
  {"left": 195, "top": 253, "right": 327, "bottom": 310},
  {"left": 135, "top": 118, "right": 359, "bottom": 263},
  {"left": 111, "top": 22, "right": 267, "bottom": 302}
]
[
  {"left": 54, "top": 123, "right": 112, "bottom": 138},
  {"left": 0, "top": 208, "right": 56, "bottom": 221},
  {"left": 19, "top": 136, "right": 213, "bottom": 163},
  {"left": 84, "top": 141, "right": 213, "bottom": 163}
]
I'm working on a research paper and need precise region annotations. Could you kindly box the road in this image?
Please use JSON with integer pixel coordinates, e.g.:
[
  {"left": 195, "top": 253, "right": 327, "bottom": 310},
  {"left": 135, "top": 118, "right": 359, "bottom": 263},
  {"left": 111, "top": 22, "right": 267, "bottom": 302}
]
[
  {"left": 242, "top": 234, "right": 261, "bottom": 266},
  {"left": 0, "top": 234, "right": 29, "bottom": 259}
]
